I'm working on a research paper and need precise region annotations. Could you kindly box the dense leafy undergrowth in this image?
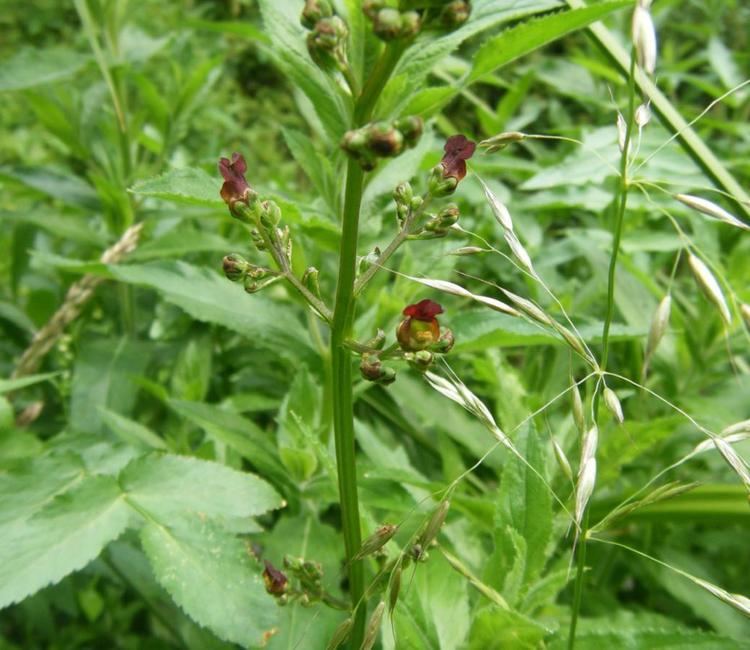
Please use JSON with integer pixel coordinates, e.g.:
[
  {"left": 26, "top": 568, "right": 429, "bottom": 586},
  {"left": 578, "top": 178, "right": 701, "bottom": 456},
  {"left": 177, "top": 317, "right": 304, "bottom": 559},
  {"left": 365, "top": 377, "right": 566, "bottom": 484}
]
[{"left": 1, "top": 0, "right": 749, "bottom": 648}]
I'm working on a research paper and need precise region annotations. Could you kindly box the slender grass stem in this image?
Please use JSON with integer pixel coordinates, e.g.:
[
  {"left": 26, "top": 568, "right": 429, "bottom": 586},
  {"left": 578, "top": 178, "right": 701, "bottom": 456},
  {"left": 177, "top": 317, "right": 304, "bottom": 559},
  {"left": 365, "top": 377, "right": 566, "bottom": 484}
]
[
  {"left": 568, "top": 51, "right": 637, "bottom": 650},
  {"left": 330, "top": 42, "right": 405, "bottom": 648}
]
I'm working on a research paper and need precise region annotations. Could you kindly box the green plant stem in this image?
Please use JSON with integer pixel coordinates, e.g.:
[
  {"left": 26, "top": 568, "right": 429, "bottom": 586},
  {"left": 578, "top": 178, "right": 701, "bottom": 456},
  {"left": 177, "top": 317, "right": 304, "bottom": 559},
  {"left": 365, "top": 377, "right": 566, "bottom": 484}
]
[
  {"left": 353, "top": 193, "right": 432, "bottom": 296},
  {"left": 568, "top": 52, "right": 638, "bottom": 650},
  {"left": 329, "top": 42, "right": 405, "bottom": 648}
]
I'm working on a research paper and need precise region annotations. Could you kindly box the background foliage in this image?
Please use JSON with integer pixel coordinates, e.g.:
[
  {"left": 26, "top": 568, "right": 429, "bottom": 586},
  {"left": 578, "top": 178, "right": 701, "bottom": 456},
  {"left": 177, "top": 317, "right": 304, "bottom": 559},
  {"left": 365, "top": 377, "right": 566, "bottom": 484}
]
[{"left": 1, "top": 0, "right": 749, "bottom": 648}]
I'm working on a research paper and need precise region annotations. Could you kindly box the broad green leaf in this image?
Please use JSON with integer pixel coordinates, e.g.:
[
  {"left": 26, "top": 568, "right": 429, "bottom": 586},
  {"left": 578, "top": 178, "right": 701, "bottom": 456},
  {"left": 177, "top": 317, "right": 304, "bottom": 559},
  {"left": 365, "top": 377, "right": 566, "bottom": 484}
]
[
  {"left": 0, "top": 475, "right": 131, "bottom": 609},
  {"left": 169, "top": 400, "right": 292, "bottom": 492},
  {"left": 0, "top": 47, "right": 90, "bottom": 91},
  {"left": 140, "top": 516, "right": 278, "bottom": 647},
  {"left": 70, "top": 338, "right": 151, "bottom": 434},
  {"left": 490, "top": 426, "right": 552, "bottom": 592},
  {"left": 99, "top": 408, "right": 168, "bottom": 450},
  {"left": 468, "top": 1, "right": 631, "bottom": 83},
  {"left": 0, "top": 372, "right": 59, "bottom": 395},
  {"left": 2, "top": 210, "right": 108, "bottom": 247},
  {"left": 129, "top": 167, "right": 223, "bottom": 206},
  {"left": 277, "top": 369, "right": 320, "bottom": 482},
  {"left": 121, "top": 453, "right": 284, "bottom": 524},
  {"left": 0, "top": 453, "right": 85, "bottom": 527},
  {"left": 467, "top": 606, "right": 548, "bottom": 650},
  {"left": 130, "top": 228, "right": 233, "bottom": 262},
  {"left": 108, "top": 261, "right": 317, "bottom": 363},
  {"left": 281, "top": 128, "right": 338, "bottom": 212}
]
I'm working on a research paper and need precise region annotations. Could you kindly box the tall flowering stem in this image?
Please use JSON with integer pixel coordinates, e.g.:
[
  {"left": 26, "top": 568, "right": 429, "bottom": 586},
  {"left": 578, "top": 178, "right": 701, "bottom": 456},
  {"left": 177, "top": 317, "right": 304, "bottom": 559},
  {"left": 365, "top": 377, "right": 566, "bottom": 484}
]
[{"left": 330, "top": 42, "right": 405, "bottom": 647}]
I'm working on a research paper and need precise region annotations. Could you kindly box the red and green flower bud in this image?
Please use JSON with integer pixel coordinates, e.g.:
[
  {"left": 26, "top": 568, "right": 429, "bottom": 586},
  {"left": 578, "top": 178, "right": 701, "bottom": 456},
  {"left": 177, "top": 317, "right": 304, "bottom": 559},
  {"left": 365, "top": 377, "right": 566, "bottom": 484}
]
[
  {"left": 362, "top": 0, "right": 385, "bottom": 19},
  {"left": 262, "top": 560, "right": 288, "bottom": 596},
  {"left": 373, "top": 8, "right": 403, "bottom": 40},
  {"left": 428, "top": 165, "right": 459, "bottom": 197},
  {"left": 354, "top": 524, "right": 398, "bottom": 560},
  {"left": 368, "top": 122, "right": 404, "bottom": 157},
  {"left": 397, "top": 299, "right": 444, "bottom": 351},
  {"left": 400, "top": 11, "right": 421, "bottom": 37},
  {"left": 441, "top": 0, "right": 471, "bottom": 27},
  {"left": 437, "top": 203, "right": 460, "bottom": 227},
  {"left": 429, "top": 134, "right": 476, "bottom": 196},
  {"left": 301, "top": 0, "right": 333, "bottom": 29},
  {"left": 219, "top": 153, "right": 255, "bottom": 217},
  {"left": 222, "top": 254, "right": 250, "bottom": 282},
  {"left": 395, "top": 115, "right": 424, "bottom": 148}
]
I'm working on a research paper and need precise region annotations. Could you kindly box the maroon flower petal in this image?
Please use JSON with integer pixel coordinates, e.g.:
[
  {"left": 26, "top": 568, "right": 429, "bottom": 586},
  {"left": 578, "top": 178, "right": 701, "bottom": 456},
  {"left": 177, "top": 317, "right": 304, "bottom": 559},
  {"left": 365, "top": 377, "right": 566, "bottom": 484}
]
[
  {"left": 403, "top": 299, "right": 444, "bottom": 321},
  {"left": 440, "top": 134, "right": 476, "bottom": 181},
  {"left": 218, "top": 152, "right": 251, "bottom": 205}
]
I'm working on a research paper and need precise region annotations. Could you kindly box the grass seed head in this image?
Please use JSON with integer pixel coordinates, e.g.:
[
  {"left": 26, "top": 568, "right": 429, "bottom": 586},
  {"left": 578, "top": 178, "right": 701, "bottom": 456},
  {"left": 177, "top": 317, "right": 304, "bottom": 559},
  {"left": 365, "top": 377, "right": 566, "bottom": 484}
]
[
  {"left": 361, "top": 601, "right": 386, "bottom": 650},
  {"left": 676, "top": 194, "right": 749, "bottom": 230},
  {"left": 603, "top": 387, "right": 624, "bottom": 424},
  {"left": 688, "top": 254, "right": 731, "bottom": 326},
  {"left": 552, "top": 439, "right": 573, "bottom": 482},
  {"left": 632, "top": 1, "right": 657, "bottom": 74},
  {"left": 326, "top": 617, "right": 352, "bottom": 650},
  {"left": 646, "top": 295, "right": 671, "bottom": 360},
  {"left": 572, "top": 382, "right": 585, "bottom": 434},
  {"left": 575, "top": 458, "right": 597, "bottom": 526}
]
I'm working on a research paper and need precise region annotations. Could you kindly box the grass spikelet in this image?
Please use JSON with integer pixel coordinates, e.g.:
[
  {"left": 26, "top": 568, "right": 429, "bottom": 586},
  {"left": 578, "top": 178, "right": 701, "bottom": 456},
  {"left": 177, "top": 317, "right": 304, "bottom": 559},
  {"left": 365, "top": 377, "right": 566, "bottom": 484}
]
[
  {"left": 326, "top": 618, "right": 353, "bottom": 650},
  {"left": 552, "top": 439, "right": 573, "bottom": 482},
  {"left": 402, "top": 274, "right": 519, "bottom": 316},
  {"left": 603, "top": 387, "right": 624, "bottom": 424},
  {"left": 503, "top": 230, "right": 535, "bottom": 274},
  {"left": 689, "top": 578, "right": 750, "bottom": 617},
  {"left": 741, "top": 303, "right": 750, "bottom": 329},
  {"left": 687, "top": 254, "right": 731, "bottom": 326},
  {"left": 571, "top": 381, "right": 585, "bottom": 434},
  {"left": 360, "top": 601, "right": 385, "bottom": 650},
  {"left": 479, "top": 177, "right": 514, "bottom": 231},
  {"left": 501, "top": 289, "right": 552, "bottom": 325},
  {"left": 721, "top": 419, "right": 750, "bottom": 436},
  {"left": 645, "top": 295, "right": 671, "bottom": 361},
  {"left": 479, "top": 131, "right": 526, "bottom": 153},
  {"left": 676, "top": 194, "right": 750, "bottom": 230},
  {"left": 575, "top": 459, "right": 597, "bottom": 528},
  {"left": 712, "top": 438, "right": 750, "bottom": 491},
  {"left": 691, "top": 432, "right": 750, "bottom": 456},
  {"left": 417, "top": 500, "right": 450, "bottom": 548}
]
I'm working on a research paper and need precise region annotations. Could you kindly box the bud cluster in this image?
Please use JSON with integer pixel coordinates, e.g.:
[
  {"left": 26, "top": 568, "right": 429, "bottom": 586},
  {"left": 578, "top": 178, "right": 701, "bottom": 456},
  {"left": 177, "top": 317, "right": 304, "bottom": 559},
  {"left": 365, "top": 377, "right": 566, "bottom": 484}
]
[
  {"left": 222, "top": 254, "right": 279, "bottom": 294},
  {"left": 262, "top": 555, "right": 332, "bottom": 607},
  {"left": 341, "top": 116, "right": 424, "bottom": 170},
  {"left": 363, "top": 2, "right": 421, "bottom": 40},
  {"left": 300, "top": 0, "right": 349, "bottom": 72}
]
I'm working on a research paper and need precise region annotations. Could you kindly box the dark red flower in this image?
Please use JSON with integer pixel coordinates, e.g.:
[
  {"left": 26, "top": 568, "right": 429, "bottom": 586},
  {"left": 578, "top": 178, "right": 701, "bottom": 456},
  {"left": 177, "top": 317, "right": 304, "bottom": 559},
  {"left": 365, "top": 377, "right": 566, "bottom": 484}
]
[
  {"left": 440, "top": 135, "right": 476, "bottom": 181},
  {"left": 403, "top": 299, "right": 444, "bottom": 321},
  {"left": 397, "top": 300, "right": 444, "bottom": 351},
  {"left": 218, "top": 152, "right": 251, "bottom": 206}
]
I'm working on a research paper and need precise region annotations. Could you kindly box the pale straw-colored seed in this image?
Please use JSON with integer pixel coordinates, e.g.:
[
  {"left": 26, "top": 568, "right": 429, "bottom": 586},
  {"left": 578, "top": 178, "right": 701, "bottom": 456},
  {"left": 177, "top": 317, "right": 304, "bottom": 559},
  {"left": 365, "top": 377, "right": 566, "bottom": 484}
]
[
  {"left": 580, "top": 424, "right": 599, "bottom": 469},
  {"left": 635, "top": 103, "right": 651, "bottom": 128},
  {"left": 501, "top": 289, "right": 552, "bottom": 325},
  {"left": 741, "top": 303, "right": 750, "bottom": 329},
  {"left": 551, "top": 321, "right": 593, "bottom": 363},
  {"left": 603, "top": 387, "right": 624, "bottom": 424},
  {"left": 354, "top": 524, "right": 398, "bottom": 560},
  {"left": 632, "top": 2, "right": 657, "bottom": 74},
  {"left": 403, "top": 275, "right": 520, "bottom": 317},
  {"left": 572, "top": 382, "right": 585, "bottom": 434},
  {"left": 688, "top": 254, "right": 732, "bottom": 326},
  {"left": 690, "top": 578, "right": 750, "bottom": 617},
  {"left": 360, "top": 601, "right": 385, "bottom": 650},
  {"left": 479, "top": 177, "right": 514, "bottom": 232},
  {"left": 479, "top": 131, "right": 526, "bottom": 153},
  {"left": 504, "top": 230, "right": 535, "bottom": 274},
  {"left": 721, "top": 419, "right": 750, "bottom": 436},
  {"left": 713, "top": 438, "right": 750, "bottom": 489},
  {"left": 552, "top": 439, "right": 573, "bottom": 482},
  {"left": 575, "top": 458, "right": 597, "bottom": 526},
  {"left": 326, "top": 618, "right": 353, "bottom": 650},
  {"left": 616, "top": 112, "right": 627, "bottom": 153},
  {"left": 447, "top": 246, "right": 487, "bottom": 256},
  {"left": 676, "top": 194, "right": 750, "bottom": 230},
  {"left": 692, "top": 432, "right": 749, "bottom": 456},
  {"left": 645, "top": 295, "right": 671, "bottom": 360}
]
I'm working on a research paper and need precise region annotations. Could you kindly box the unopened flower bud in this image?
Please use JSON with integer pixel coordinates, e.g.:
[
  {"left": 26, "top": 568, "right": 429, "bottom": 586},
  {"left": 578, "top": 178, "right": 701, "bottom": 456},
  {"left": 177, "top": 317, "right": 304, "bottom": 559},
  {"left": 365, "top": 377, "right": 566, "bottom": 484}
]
[
  {"left": 302, "top": 267, "right": 322, "bottom": 299},
  {"left": 362, "top": 0, "right": 384, "bottom": 19},
  {"left": 365, "top": 329, "right": 387, "bottom": 350},
  {"left": 222, "top": 254, "right": 250, "bottom": 282},
  {"left": 360, "top": 354, "right": 396, "bottom": 385},
  {"left": 373, "top": 8, "right": 403, "bottom": 41},
  {"left": 437, "top": 204, "right": 460, "bottom": 228},
  {"left": 395, "top": 116, "right": 424, "bottom": 147},
  {"left": 259, "top": 200, "right": 282, "bottom": 229},
  {"left": 399, "top": 11, "right": 421, "bottom": 38},
  {"left": 430, "top": 327, "right": 454, "bottom": 354},
  {"left": 428, "top": 165, "right": 458, "bottom": 196},
  {"left": 301, "top": 0, "right": 333, "bottom": 29},
  {"left": 262, "top": 560, "right": 288, "bottom": 596},
  {"left": 368, "top": 122, "right": 404, "bottom": 157},
  {"left": 441, "top": 0, "right": 471, "bottom": 27},
  {"left": 409, "top": 195, "right": 423, "bottom": 211},
  {"left": 393, "top": 181, "right": 413, "bottom": 206},
  {"left": 354, "top": 524, "right": 398, "bottom": 560},
  {"left": 408, "top": 349, "right": 434, "bottom": 372}
]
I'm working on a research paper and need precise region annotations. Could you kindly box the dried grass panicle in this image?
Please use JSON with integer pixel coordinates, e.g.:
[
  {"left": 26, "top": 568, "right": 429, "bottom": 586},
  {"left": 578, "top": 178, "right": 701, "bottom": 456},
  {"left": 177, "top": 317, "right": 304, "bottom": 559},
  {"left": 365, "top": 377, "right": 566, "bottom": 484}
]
[
  {"left": 403, "top": 274, "right": 520, "bottom": 317},
  {"left": 676, "top": 194, "right": 750, "bottom": 230},
  {"left": 12, "top": 223, "right": 144, "bottom": 380},
  {"left": 687, "top": 253, "right": 732, "bottom": 326}
]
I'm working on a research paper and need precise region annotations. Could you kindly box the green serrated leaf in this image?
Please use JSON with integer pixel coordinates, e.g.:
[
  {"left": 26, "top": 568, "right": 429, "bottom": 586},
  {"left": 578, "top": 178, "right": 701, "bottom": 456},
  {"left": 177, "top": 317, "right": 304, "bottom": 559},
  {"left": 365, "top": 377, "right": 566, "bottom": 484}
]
[
  {"left": 108, "top": 261, "right": 317, "bottom": 364},
  {"left": 121, "top": 453, "right": 284, "bottom": 524},
  {"left": 0, "top": 47, "right": 90, "bottom": 91},
  {"left": 129, "top": 168, "right": 223, "bottom": 206},
  {"left": 99, "top": 408, "right": 168, "bottom": 450},
  {"left": 469, "top": 1, "right": 631, "bottom": 83},
  {"left": 140, "top": 516, "right": 278, "bottom": 647},
  {"left": 0, "top": 475, "right": 131, "bottom": 609}
]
